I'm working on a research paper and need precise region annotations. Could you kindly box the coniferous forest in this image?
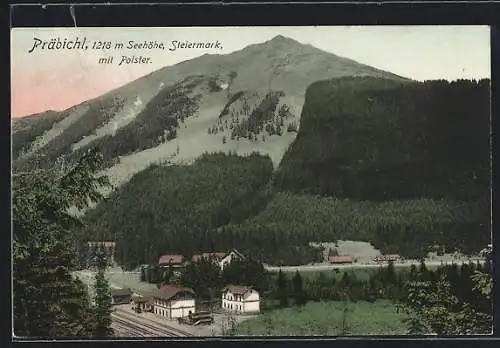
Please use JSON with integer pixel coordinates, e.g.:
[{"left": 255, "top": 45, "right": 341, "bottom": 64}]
[
  {"left": 77, "top": 77, "right": 490, "bottom": 269},
  {"left": 276, "top": 77, "right": 490, "bottom": 201},
  {"left": 76, "top": 152, "right": 275, "bottom": 269}
]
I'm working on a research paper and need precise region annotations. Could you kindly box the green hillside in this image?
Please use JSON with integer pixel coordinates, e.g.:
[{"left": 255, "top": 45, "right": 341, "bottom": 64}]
[
  {"left": 75, "top": 77, "right": 490, "bottom": 267},
  {"left": 77, "top": 152, "right": 274, "bottom": 269},
  {"left": 219, "top": 192, "right": 489, "bottom": 263},
  {"left": 11, "top": 110, "right": 67, "bottom": 160},
  {"left": 275, "top": 77, "right": 490, "bottom": 201}
]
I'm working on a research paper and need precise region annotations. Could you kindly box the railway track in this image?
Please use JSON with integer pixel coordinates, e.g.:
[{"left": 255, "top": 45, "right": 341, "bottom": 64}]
[
  {"left": 113, "top": 309, "right": 193, "bottom": 337},
  {"left": 112, "top": 312, "right": 172, "bottom": 337},
  {"left": 112, "top": 318, "right": 148, "bottom": 337}
]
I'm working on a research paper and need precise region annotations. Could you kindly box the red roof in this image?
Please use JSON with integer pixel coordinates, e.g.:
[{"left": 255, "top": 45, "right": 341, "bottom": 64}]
[
  {"left": 191, "top": 252, "right": 227, "bottom": 262},
  {"left": 328, "top": 255, "right": 354, "bottom": 264},
  {"left": 223, "top": 284, "right": 253, "bottom": 295},
  {"left": 158, "top": 254, "right": 184, "bottom": 265},
  {"left": 154, "top": 284, "right": 195, "bottom": 300}
]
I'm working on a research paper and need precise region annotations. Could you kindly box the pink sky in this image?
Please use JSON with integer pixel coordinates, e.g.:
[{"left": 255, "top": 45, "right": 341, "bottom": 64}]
[
  {"left": 11, "top": 26, "right": 490, "bottom": 118},
  {"left": 11, "top": 64, "right": 151, "bottom": 117}
]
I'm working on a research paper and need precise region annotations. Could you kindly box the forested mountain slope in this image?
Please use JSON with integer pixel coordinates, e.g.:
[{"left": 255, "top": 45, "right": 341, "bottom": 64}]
[
  {"left": 275, "top": 77, "right": 490, "bottom": 201},
  {"left": 76, "top": 152, "right": 274, "bottom": 269},
  {"left": 77, "top": 77, "right": 491, "bottom": 267}
]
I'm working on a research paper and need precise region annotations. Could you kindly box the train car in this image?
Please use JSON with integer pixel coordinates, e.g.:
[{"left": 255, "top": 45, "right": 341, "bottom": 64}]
[{"left": 178, "top": 311, "right": 214, "bottom": 325}]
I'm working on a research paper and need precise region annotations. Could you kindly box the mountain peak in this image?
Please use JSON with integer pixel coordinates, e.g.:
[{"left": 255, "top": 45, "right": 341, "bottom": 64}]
[
  {"left": 271, "top": 34, "right": 290, "bottom": 41},
  {"left": 268, "top": 35, "right": 299, "bottom": 44}
]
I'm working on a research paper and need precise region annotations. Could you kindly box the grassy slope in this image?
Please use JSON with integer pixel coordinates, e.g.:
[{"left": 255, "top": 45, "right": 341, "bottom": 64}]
[
  {"left": 11, "top": 111, "right": 67, "bottom": 159},
  {"left": 234, "top": 300, "right": 409, "bottom": 336}
]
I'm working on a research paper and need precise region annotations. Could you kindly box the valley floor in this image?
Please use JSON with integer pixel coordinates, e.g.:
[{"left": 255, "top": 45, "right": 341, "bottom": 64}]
[{"left": 232, "top": 300, "right": 410, "bottom": 336}]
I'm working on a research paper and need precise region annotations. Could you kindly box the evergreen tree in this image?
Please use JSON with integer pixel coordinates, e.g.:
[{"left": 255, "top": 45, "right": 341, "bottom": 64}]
[
  {"left": 292, "top": 271, "right": 307, "bottom": 306},
  {"left": 399, "top": 270, "right": 492, "bottom": 335},
  {"left": 276, "top": 270, "right": 289, "bottom": 307},
  {"left": 92, "top": 250, "right": 113, "bottom": 338},
  {"left": 409, "top": 264, "right": 418, "bottom": 281},
  {"left": 13, "top": 148, "right": 109, "bottom": 337},
  {"left": 418, "top": 260, "right": 429, "bottom": 280},
  {"left": 340, "top": 272, "right": 351, "bottom": 288},
  {"left": 166, "top": 265, "right": 174, "bottom": 283},
  {"left": 140, "top": 267, "right": 146, "bottom": 282},
  {"left": 386, "top": 260, "right": 397, "bottom": 284}
]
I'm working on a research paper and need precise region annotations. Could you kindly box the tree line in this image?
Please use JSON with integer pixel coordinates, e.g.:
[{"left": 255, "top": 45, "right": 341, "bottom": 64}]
[
  {"left": 77, "top": 153, "right": 488, "bottom": 268},
  {"left": 218, "top": 192, "right": 489, "bottom": 261},
  {"left": 267, "top": 259, "right": 492, "bottom": 334}
]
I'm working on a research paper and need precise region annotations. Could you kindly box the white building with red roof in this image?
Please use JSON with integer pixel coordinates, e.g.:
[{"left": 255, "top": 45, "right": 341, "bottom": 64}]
[
  {"left": 221, "top": 284, "right": 260, "bottom": 314},
  {"left": 153, "top": 284, "right": 196, "bottom": 319}
]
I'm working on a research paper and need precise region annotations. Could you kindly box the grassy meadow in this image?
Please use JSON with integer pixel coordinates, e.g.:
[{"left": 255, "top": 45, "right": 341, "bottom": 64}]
[{"left": 233, "top": 300, "right": 410, "bottom": 336}]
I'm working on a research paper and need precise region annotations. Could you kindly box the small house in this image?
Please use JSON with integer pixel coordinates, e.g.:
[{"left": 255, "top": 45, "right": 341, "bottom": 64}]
[
  {"left": 220, "top": 249, "right": 245, "bottom": 270},
  {"left": 221, "top": 284, "right": 260, "bottom": 314},
  {"left": 328, "top": 255, "right": 354, "bottom": 264},
  {"left": 158, "top": 254, "right": 186, "bottom": 276},
  {"left": 110, "top": 288, "right": 133, "bottom": 305},
  {"left": 153, "top": 284, "right": 196, "bottom": 319},
  {"left": 158, "top": 254, "right": 185, "bottom": 268},
  {"left": 132, "top": 295, "right": 154, "bottom": 312},
  {"left": 191, "top": 249, "right": 245, "bottom": 271}
]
